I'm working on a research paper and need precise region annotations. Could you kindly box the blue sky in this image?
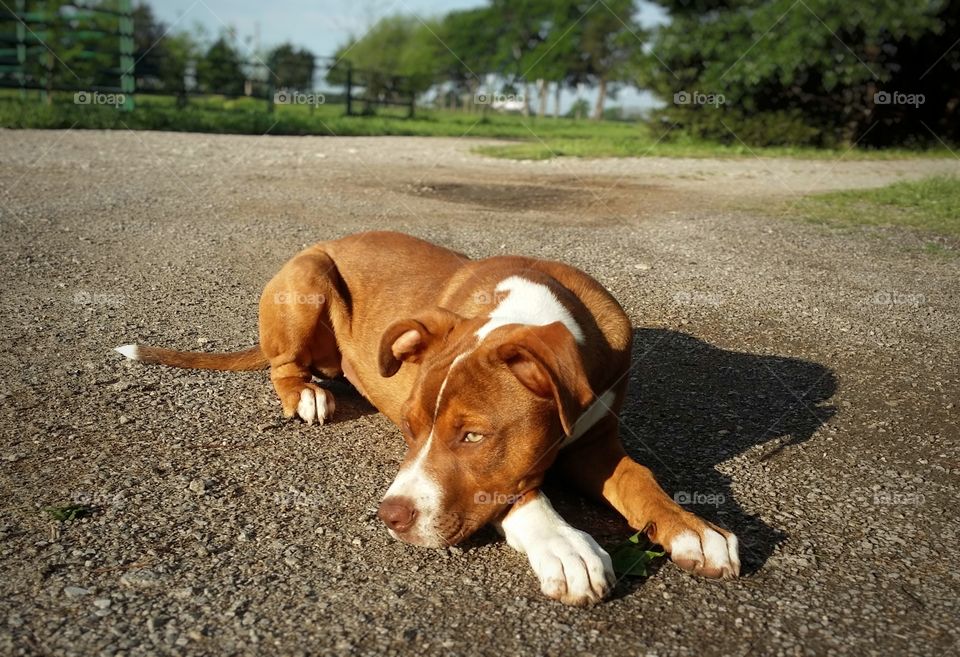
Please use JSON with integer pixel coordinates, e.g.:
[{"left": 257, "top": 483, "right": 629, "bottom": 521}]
[{"left": 151, "top": 0, "right": 670, "bottom": 113}]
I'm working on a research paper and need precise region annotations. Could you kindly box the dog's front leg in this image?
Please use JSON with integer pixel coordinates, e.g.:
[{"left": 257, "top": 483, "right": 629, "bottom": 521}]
[
  {"left": 494, "top": 490, "right": 615, "bottom": 606},
  {"left": 558, "top": 433, "right": 741, "bottom": 580}
]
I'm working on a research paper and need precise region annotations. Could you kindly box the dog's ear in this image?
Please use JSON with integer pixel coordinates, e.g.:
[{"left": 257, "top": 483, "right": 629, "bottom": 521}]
[
  {"left": 491, "top": 321, "right": 595, "bottom": 436},
  {"left": 378, "top": 308, "right": 465, "bottom": 377}
]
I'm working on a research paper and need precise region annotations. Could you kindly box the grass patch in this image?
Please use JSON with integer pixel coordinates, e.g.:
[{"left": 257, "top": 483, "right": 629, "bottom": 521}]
[
  {"left": 0, "top": 95, "right": 954, "bottom": 160},
  {"left": 795, "top": 176, "right": 960, "bottom": 237},
  {"left": 473, "top": 135, "right": 954, "bottom": 160},
  {"left": 0, "top": 95, "right": 642, "bottom": 140}
]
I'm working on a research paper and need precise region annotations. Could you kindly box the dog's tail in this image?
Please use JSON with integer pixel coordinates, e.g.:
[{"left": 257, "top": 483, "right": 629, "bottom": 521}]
[{"left": 113, "top": 343, "right": 268, "bottom": 371}]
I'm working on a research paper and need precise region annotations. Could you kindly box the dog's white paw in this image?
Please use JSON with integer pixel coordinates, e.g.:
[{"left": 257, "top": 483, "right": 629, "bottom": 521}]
[
  {"left": 296, "top": 387, "right": 335, "bottom": 425},
  {"left": 526, "top": 526, "right": 615, "bottom": 605},
  {"left": 667, "top": 525, "right": 740, "bottom": 579},
  {"left": 500, "top": 492, "right": 615, "bottom": 606}
]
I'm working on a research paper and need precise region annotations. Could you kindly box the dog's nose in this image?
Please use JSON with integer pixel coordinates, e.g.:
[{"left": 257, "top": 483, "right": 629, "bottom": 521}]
[{"left": 378, "top": 496, "right": 417, "bottom": 533}]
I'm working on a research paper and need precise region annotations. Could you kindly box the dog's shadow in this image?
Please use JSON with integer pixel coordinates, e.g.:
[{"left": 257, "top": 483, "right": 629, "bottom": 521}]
[{"left": 549, "top": 327, "right": 837, "bottom": 576}]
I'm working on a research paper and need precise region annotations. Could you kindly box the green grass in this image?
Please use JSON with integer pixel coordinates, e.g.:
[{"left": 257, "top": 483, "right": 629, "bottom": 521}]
[
  {"left": 0, "top": 93, "right": 954, "bottom": 160},
  {"left": 0, "top": 94, "right": 643, "bottom": 140},
  {"left": 472, "top": 136, "right": 954, "bottom": 160},
  {"left": 795, "top": 176, "right": 960, "bottom": 237}
]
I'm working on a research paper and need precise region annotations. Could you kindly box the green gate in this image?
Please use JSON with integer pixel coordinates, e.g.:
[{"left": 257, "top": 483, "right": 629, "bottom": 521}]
[{"left": 0, "top": 0, "right": 134, "bottom": 110}]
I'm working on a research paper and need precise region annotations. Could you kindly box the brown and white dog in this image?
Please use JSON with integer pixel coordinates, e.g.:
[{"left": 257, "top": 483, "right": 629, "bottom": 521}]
[{"left": 115, "top": 231, "right": 739, "bottom": 605}]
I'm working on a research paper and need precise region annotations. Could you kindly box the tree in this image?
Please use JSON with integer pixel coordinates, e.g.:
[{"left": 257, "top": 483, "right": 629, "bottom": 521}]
[
  {"left": 499, "top": 0, "right": 646, "bottom": 120},
  {"left": 567, "top": 97, "right": 590, "bottom": 119},
  {"left": 159, "top": 33, "right": 200, "bottom": 95},
  {"left": 131, "top": 3, "right": 197, "bottom": 93},
  {"left": 520, "top": 1, "right": 583, "bottom": 117},
  {"left": 488, "top": 0, "right": 555, "bottom": 115},
  {"left": 131, "top": 2, "right": 165, "bottom": 89},
  {"left": 332, "top": 15, "right": 445, "bottom": 99},
  {"left": 437, "top": 7, "right": 500, "bottom": 108},
  {"left": 647, "top": 0, "right": 959, "bottom": 146},
  {"left": 197, "top": 35, "right": 244, "bottom": 95},
  {"left": 576, "top": 0, "right": 646, "bottom": 119},
  {"left": 267, "top": 43, "right": 315, "bottom": 90}
]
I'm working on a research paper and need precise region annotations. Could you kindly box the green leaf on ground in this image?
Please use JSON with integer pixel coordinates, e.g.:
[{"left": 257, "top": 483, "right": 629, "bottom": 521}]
[
  {"left": 44, "top": 504, "right": 93, "bottom": 522},
  {"left": 608, "top": 531, "right": 665, "bottom": 577}
]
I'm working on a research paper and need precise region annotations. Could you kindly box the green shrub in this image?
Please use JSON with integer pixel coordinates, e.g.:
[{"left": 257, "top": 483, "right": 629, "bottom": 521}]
[{"left": 654, "top": 107, "right": 827, "bottom": 148}]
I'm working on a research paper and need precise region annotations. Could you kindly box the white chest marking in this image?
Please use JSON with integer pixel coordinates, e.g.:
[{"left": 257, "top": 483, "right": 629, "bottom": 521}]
[{"left": 476, "top": 276, "right": 584, "bottom": 344}]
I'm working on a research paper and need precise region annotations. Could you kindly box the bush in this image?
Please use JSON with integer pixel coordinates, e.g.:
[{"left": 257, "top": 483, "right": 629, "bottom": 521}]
[{"left": 654, "top": 107, "right": 827, "bottom": 147}]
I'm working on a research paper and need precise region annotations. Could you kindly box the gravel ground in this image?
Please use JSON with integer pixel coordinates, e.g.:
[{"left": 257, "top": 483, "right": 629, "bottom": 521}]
[{"left": 1, "top": 130, "right": 958, "bottom": 657}]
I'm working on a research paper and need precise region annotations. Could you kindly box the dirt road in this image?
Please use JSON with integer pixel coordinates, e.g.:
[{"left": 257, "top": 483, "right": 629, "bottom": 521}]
[{"left": 1, "top": 131, "right": 958, "bottom": 656}]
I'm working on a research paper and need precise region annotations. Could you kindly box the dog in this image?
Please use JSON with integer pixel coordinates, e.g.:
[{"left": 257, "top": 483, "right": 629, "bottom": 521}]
[{"left": 115, "top": 231, "right": 739, "bottom": 605}]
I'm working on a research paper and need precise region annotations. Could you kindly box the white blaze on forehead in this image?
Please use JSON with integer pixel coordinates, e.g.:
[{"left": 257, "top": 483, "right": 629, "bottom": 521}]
[
  {"left": 383, "top": 352, "right": 470, "bottom": 545},
  {"left": 476, "top": 276, "right": 584, "bottom": 344},
  {"left": 434, "top": 353, "right": 469, "bottom": 417}
]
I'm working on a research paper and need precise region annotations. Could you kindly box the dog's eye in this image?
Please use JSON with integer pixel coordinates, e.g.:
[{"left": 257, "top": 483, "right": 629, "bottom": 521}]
[{"left": 462, "top": 432, "right": 484, "bottom": 443}]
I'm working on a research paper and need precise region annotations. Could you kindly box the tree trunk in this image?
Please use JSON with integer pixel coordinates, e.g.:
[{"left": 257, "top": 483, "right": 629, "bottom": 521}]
[
  {"left": 45, "top": 51, "right": 53, "bottom": 106},
  {"left": 522, "top": 80, "right": 530, "bottom": 116},
  {"left": 592, "top": 77, "right": 607, "bottom": 120},
  {"left": 537, "top": 79, "right": 547, "bottom": 117},
  {"left": 466, "top": 80, "right": 479, "bottom": 112},
  {"left": 553, "top": 82, "right": 561, "bottom": 118}
]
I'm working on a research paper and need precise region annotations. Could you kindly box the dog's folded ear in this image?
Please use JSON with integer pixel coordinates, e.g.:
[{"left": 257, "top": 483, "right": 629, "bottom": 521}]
[
  {"left": 491, "top": 321, "right": 595, "bottom": 436},
  {"left": 378, "top": 308, "right": 465, "bottom": 377}
]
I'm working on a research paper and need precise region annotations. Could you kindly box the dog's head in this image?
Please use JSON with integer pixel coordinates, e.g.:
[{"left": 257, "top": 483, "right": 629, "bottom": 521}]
[{"left": 375, "top": 308, "right": 595, "bottom": 547}]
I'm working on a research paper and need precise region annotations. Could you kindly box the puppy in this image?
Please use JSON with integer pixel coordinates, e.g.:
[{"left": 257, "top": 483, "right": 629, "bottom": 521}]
[{"left": 116, "top": 231, "right": 739, "bottom": 605}]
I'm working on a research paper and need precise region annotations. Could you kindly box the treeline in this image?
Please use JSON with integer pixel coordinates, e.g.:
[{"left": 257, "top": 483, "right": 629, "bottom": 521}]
[
  {"left": 0, "top": 2, "right": 314, "bottom": 99},
  {"left": 130, "top": 4, "right": 314, "bottom": 98},
  {"left": 9, "top": 1, "right": 959, "bottom": 147},
  {"left": 338, "top": 0, "right": 960, "bottom": 146},
  {"left": 333, "top": 0, "right": 646, "bottom": 120}
]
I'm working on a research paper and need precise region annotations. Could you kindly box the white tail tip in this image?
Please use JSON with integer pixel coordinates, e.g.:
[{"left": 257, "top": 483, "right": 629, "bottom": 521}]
[{"left": 114, "top": 344, "right": 141, "bottom": 360}]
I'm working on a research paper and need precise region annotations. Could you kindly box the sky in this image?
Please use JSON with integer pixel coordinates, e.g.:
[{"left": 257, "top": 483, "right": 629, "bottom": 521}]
[{"left": 150, "top": 0, "right": 671, "bottom": 113}]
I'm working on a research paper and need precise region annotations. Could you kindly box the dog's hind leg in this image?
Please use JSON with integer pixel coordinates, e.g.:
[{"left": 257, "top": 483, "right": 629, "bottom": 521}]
[{"left": 259, "top": 246, "right": 344, "bottom": 425}]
